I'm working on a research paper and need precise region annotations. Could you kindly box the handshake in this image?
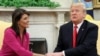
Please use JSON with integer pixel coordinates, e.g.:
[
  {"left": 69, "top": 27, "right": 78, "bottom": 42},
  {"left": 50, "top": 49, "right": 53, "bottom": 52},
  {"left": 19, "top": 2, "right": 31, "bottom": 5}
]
[{"left": 34, "top": 52, "right": 63, "bottom": 56}]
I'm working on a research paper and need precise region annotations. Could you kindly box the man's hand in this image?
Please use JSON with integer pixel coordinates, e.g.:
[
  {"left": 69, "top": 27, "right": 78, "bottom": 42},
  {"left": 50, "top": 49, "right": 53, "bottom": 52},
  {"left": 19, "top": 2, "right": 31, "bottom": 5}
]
[
  {"left": 45, "top": 52, "right": 63, "bottom": 56},
  {"left": 45, "top": 53, "right": 54, "bottom": 56}
]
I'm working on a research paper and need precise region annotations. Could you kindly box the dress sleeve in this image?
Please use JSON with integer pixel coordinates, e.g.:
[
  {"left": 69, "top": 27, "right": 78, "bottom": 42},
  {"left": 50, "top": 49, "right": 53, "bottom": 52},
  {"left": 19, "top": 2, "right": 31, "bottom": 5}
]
[
  {"left": 26, "top": 32, "right": 30, "bottom": 50},
  {"left": 4, "top": 29, "right": 33, "bottom": 56}
]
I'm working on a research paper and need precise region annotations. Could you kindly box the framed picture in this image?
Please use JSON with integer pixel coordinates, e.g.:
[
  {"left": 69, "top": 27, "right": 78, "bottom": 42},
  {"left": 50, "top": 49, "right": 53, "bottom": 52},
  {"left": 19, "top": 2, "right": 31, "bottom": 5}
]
[
  {"left": 93, "top": 0, "right": 100, "bottom": 8},
  {"left": 73, "top": 0, "right": 93, "bottom": 10}
]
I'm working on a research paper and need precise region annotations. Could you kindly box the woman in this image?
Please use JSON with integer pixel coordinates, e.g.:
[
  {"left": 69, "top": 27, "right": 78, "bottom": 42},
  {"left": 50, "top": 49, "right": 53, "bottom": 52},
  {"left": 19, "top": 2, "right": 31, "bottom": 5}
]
[
  {"left": 0, "top": 50, "right": 3, "bottom": 56},
  {"left": 1, "top": 9, "right": 44, "bottom": 56}
]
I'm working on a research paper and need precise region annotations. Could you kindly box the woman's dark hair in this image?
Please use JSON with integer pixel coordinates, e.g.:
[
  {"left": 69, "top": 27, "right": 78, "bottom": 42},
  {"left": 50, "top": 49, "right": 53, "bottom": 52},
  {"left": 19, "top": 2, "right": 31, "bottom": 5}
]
[{"left": 11, "top": 8, "right": 30, "bottom": 36}]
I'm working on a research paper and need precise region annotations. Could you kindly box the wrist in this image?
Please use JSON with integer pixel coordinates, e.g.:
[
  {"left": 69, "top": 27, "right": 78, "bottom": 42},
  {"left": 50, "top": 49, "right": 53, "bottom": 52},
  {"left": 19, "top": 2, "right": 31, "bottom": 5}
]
[{"left": 59, "top": 52, "right": 64, "bottom": 56}]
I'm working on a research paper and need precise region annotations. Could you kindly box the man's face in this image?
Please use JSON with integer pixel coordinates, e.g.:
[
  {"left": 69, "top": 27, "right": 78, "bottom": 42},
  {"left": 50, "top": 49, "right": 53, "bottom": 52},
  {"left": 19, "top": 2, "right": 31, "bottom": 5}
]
[{"left": 70, "top": 5, "right": 86, "bottom": 24}]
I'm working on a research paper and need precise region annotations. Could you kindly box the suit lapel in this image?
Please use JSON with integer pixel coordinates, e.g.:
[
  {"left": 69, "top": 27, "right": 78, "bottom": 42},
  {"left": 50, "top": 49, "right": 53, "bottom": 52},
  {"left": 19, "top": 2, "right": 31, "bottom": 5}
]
[
  {"left": 68, "top": 22, "right": 73, "bottom": 47},
  {"left": 77, "top": 20, "right": 87, "bottom": 44}
]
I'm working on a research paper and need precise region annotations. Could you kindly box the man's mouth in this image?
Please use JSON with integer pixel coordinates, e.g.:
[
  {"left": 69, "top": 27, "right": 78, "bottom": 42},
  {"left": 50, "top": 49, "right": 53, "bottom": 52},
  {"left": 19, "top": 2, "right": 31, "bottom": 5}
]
[{"left": 73, "top": 17, "right": 77, "bottom": 19}]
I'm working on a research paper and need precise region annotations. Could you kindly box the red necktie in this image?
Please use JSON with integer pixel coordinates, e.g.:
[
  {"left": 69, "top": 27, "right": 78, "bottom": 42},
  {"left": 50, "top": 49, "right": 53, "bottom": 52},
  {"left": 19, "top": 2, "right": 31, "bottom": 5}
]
[{"left": 73, "top": 25, "right": 78, "bottom": 48}]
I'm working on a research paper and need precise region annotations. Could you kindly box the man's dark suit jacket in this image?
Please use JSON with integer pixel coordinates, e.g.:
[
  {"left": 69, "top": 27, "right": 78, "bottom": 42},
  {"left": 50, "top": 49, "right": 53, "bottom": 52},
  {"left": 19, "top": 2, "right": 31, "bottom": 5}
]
[{"left": 54, "top": 20, "right": 98, "bottom": 56}]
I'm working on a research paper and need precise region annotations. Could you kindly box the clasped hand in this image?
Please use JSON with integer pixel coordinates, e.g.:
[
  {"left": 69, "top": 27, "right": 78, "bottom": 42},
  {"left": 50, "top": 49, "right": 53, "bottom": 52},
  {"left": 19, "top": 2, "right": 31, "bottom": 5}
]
[{"left": 45, "top": 52, "right": 63, "bottom": 56}]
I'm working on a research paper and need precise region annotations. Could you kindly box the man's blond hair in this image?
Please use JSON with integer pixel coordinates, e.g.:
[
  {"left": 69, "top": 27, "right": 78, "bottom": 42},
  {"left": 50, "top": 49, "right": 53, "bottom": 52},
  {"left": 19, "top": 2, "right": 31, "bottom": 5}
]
[{"left": 70, "top": 2, "right": 86, "bottom": 14}]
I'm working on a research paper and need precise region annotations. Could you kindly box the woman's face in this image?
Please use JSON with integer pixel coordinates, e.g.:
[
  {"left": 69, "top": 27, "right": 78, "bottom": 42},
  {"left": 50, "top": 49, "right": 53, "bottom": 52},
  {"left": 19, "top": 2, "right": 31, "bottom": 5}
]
[{"left": 18, "top": 14, "right": 29, "bottom": 29}]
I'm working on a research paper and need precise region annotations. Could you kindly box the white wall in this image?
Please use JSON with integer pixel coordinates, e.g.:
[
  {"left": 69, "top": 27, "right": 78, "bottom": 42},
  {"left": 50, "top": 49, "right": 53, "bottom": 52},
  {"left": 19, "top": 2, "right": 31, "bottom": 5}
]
[
  {"left": 0, "top": 12, "right": 12, "bottom": 22},
  {"left": 94, "top": 10, "right": 100, "bottom": 20}
]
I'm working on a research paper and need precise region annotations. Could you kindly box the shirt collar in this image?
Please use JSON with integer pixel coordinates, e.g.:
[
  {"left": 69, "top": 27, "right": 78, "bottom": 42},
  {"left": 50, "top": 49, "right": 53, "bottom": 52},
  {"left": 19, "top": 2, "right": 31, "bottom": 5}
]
[{"left": 73, "top": 20, "right": 84, "bottom": 29}]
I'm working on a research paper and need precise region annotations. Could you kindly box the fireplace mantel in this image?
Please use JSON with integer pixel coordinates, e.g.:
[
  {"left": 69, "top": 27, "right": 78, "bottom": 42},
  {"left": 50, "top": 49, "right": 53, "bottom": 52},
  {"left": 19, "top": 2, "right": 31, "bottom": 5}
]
[{"left": 0, "top": 7, "right": 69, "bottom": 12}]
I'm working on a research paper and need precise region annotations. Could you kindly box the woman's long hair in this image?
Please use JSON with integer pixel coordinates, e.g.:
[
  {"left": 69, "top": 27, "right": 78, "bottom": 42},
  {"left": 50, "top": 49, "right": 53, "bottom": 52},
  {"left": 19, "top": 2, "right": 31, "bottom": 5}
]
[{"left": 11, "top": 8, "right": 30, "bottom": 36}]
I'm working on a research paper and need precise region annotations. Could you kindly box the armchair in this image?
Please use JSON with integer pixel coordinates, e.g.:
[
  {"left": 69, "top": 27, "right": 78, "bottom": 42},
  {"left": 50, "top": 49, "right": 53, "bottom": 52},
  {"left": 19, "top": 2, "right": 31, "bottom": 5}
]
[{"left": 0, "top": 21, "right": 11, "bottom": 50}]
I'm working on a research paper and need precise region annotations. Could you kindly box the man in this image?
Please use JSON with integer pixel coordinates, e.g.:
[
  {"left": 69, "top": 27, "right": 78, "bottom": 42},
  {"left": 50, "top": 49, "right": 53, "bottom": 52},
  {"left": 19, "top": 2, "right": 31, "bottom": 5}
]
[{"left": 46, "top": 3, "right": 98, "bottom": 56}]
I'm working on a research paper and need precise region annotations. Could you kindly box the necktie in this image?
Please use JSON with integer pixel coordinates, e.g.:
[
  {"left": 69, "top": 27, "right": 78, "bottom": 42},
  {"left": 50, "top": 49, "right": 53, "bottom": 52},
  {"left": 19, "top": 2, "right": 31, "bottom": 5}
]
[{"left": 73, "top": 25, "right": 78, "bottom": 48}]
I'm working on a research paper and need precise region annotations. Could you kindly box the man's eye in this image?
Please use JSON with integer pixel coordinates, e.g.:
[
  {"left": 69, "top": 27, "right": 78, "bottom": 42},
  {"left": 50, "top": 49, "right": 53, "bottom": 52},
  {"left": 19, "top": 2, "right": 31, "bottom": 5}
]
[{"left": 71, "top": 10, "right": 74, "bottom": 12}]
